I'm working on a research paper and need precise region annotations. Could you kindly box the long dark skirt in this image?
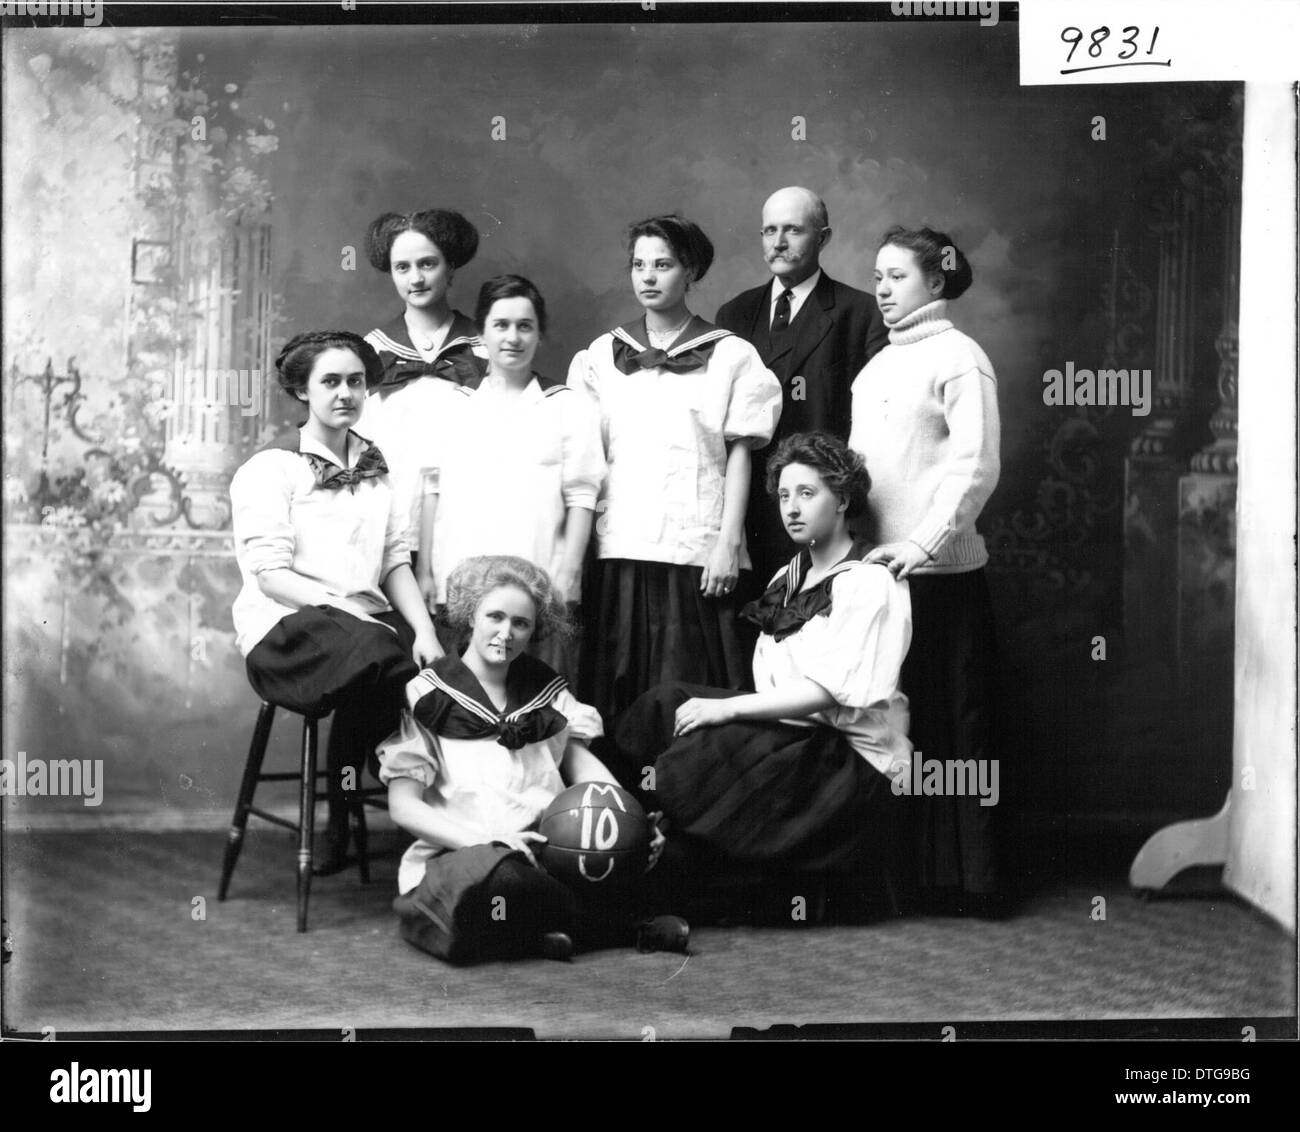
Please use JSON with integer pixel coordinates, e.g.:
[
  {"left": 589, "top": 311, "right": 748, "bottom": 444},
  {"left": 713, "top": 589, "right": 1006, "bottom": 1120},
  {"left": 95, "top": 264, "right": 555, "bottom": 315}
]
[
  {"left": 580, "top": 559, "right": 751, "bottom": 734},
  {"left": 900, "top": 569, "right": 1000, "bottom": 897},
  {"left": 245, "top": 603, "right": 417, "bottom": 797},
  {"left": 394, "top": 844, "right": 652, "bottom": 964},
  {"left": 617, "top": 682, "right": 896, "bottom": 874}
]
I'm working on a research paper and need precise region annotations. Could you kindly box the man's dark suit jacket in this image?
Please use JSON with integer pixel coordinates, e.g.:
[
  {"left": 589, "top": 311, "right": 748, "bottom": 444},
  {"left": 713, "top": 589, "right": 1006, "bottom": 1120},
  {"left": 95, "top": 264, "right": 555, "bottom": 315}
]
[{"left": 716, "top": 271, "right": 889, "bottom": 586}]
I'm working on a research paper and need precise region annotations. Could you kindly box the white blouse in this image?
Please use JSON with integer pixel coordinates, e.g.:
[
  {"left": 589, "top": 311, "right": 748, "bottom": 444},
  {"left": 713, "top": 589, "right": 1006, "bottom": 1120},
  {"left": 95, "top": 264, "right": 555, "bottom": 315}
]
[
  {"left": 229, "top": 429, "right": 411, "bottom": 656},
  {"left": 566, "top": 329, "right": 782, "bottom": 569},
  {"left": 357, "top": 375, "right": 463, "bottom": 550},
  {"left": 752, "top": 562, "right": 913, "bottom": 778},
  {"left": 377, "top": 686, "right": 604, "bottom": 895},
  {"left": 428, "top": 376, "right": 605, "bottom": 604}
]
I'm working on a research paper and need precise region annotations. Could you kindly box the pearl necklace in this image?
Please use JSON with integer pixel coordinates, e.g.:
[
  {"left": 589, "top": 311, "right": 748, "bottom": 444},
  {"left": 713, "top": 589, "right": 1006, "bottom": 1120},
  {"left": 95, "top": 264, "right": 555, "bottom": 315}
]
[
  {"left": 407, "top": 313, "right": 452, "bottom": 353},
  {"left": 646, "top": 313, "right": 692, "bottom": 349}
]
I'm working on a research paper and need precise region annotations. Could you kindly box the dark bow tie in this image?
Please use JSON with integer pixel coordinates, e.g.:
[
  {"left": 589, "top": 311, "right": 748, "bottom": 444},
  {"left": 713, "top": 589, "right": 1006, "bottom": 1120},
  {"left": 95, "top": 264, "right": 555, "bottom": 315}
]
[
  {"left": 741, "top": 538, "right": 873, "bottom": 641},
  {"left": 423, "top": 705, "right": 566, "bottom": 751},
  {"left": 382, "top": 349, "right": 484, "bottom": 390},
  {"left": 302, "top": 442, "right": 389, "bottom": 493},
  {"left": 741, "top": 591, "right": 820, "bottom": 643},
  {"left": 611, "top": 339, "right": 720, "bottom": 375},
  {"left": 411, "top": 654, "right": 569, "bottom": 751}
]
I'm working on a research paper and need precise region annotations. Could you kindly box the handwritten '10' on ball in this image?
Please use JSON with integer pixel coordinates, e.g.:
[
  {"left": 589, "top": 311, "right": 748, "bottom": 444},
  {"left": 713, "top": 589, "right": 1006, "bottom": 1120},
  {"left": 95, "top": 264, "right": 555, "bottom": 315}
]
[{"left": 538, "top": 781, "right": 649, "bottom": 891}]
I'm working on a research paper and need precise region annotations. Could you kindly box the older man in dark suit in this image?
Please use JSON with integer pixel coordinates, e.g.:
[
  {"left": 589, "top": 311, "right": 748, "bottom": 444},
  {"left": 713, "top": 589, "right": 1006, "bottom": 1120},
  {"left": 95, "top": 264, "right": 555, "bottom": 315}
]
[{"left": 716, "top": 186, "right": 889, "bottom": 587}]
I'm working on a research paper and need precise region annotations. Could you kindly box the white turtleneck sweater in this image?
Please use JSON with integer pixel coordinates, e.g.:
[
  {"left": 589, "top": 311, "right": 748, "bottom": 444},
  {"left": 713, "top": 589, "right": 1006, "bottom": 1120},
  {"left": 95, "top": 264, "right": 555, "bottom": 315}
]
[{"left": 849, "top": 299, "right": 999, "bottom": 574}]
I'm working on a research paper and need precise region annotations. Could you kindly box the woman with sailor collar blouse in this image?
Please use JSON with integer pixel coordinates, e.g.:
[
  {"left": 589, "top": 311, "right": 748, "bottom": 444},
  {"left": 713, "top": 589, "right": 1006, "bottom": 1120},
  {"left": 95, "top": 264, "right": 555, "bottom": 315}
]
[
  {"left": 567, "top": 214, "right": 782, "bottom": 730},
  {"left": 616, "top": 431, "right": 912, "bottom": 882},
  {"left": 357, "top": 208, "right": 490, "bottom": 603}
]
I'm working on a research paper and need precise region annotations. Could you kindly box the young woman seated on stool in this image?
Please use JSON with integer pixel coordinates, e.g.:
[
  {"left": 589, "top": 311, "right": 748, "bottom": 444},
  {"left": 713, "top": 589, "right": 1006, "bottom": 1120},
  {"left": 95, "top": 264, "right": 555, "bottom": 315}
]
[
  {"left": 616, "top": 432, "right": 913, "bottom": 916},
  {"left": 230, "top": 330, "right": 440, "bottom": 874},
  {"left": 377, "top": 555, "right": 688, "bottom": 963}
]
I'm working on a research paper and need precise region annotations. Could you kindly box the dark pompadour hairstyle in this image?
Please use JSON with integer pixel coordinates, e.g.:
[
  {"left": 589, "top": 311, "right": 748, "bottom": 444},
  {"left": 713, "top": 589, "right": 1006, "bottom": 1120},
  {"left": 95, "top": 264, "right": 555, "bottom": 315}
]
[
  {"left": 364, "top": 209, "right": 480, "bottom": 273},
  {"left": 626, "top": 214, "right": 715, "bottom": 283}
]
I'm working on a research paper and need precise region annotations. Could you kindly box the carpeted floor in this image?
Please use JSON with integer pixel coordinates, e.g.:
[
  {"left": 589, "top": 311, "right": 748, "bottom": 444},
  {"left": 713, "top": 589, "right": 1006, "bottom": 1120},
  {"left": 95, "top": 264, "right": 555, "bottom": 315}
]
[{"left": 2, "top": 830, "right": 1294, "bottom": 1040}]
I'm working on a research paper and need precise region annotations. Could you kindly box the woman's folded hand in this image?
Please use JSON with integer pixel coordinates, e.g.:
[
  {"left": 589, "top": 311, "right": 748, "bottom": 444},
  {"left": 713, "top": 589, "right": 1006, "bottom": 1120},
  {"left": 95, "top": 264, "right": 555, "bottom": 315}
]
[
  {"left": 673, "top": 696, "right": 735, "bottom": 737},
  {"left": 700, "top": 536, "right": 741, "bottom": 598},
  {"left": 488, "top": 829, "right": 548, "bottom": 868},
  {"left": 864, "top": 540, "right": 930, "bottom": 580}
]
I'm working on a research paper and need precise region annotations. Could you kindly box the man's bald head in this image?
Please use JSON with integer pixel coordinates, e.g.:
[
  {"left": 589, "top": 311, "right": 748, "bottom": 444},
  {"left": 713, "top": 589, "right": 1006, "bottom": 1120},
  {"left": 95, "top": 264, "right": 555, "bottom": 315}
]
[
  {"left": 761, "top": 187, "right": 831, "bottom": 286},
  {"left": 763, "top": 187, "right": 829, "bottom": 231}
]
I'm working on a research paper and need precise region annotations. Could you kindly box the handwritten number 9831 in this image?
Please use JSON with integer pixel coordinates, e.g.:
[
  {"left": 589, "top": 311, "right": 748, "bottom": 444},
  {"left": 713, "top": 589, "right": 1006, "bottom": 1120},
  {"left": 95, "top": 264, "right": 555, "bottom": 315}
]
[{"left": 1061, "top": 26, "right": 1160, "bottom": 66}]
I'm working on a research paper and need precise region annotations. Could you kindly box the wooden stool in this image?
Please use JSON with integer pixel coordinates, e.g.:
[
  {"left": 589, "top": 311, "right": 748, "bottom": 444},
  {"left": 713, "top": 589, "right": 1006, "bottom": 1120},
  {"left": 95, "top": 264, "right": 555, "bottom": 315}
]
[{"left": 217, "top": 700, "right": 387, "bottom": 931}]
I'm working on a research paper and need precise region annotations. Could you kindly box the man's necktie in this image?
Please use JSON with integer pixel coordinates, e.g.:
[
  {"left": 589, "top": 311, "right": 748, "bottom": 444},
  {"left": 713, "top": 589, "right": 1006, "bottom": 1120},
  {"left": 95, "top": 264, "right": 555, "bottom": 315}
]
[{"left": 772, "top": 287, "right": 793, "bottom": 335}]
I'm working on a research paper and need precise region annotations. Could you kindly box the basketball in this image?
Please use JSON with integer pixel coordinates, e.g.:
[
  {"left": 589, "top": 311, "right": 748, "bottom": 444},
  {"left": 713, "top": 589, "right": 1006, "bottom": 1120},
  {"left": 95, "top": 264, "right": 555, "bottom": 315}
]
[{"left": 538, "top": 781, "right": 650, "bottom": 891}]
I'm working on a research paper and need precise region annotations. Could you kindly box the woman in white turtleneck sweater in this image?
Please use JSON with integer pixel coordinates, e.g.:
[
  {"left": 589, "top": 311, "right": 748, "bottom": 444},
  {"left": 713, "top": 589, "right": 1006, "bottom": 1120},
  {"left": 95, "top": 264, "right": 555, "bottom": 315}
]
[{"left": 848, "top": 225, "right": 1003, "bottom": 914}]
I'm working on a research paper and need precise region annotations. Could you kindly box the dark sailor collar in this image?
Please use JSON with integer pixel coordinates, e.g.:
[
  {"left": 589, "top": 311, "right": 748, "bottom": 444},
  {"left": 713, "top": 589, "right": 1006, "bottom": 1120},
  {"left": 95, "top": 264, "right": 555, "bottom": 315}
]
[
  {"left": 367, "top": 313, "right": 488, "bottom": 391},
  {"left": 611, "top": 315, "right": 731, "bottom": 356},
  {"left": 408, "top": 652, "right": 569, "bottom": 750},
  {"left": 610, "top": 316, "right": 732, "bottom": 375},
  {"left": 741, "top": 537, "right": 876, "bottom": 642},
  {"left": 368, "top": 310, "right": 484, "bottom": 365}
]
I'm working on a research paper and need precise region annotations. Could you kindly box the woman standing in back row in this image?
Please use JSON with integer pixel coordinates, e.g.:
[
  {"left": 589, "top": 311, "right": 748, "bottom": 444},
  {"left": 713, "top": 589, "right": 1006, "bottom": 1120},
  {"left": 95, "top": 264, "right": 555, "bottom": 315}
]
[
  {"left": 567, "top": 214, "right": 782, "bottom": 733},
  {"left": 849, "top": 225, "right": 1003, "bottom": 914},
  {"left": 429, "top": 274, "right": 604, "bottom": 678},
  {"left": 358, "top": 208, "right": 489, "bottom": 606}
]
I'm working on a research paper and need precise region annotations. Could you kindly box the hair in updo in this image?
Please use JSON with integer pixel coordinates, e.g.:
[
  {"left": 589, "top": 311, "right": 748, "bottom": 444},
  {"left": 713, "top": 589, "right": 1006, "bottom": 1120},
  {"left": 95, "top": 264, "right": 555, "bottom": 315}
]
[
  {"left": 626, "top": 214, "right": 715, "bottom": 283},
  {"left": 765, "top": 431, "right": 872, "bottom": 519},
  {"left": 443, "top": 555, "right": 571, "bottom": 644},
  {"left": 879, "top": 225, "right": 973, "bottom": 300},
  {"left": 474, "top": 274, "right": 548, "bottom": 337},
  {"left": 364, "top": 209, "right": 480, "bottom": 272},
  {"left": 274, "top": 330, "right": 384, "bottom": 395}
]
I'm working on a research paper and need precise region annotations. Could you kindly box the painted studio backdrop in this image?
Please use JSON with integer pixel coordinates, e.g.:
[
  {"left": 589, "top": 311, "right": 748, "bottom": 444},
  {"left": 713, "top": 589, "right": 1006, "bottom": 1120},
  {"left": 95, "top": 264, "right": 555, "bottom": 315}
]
[{"left": 3, "top": 22, "right": 1241, "bottom": 849}]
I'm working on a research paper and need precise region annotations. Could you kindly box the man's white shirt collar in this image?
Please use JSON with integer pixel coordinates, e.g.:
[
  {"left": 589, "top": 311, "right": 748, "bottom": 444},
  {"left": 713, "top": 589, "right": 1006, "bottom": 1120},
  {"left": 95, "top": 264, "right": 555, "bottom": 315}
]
[{"left": 769, "top": 268, "right": 822, "bottom": 326}]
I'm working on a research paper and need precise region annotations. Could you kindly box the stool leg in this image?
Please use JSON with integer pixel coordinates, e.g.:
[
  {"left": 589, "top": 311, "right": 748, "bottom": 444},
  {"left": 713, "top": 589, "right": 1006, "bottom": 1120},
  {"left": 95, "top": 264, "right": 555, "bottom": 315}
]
[
  {"left": 219, "top": 701, "right": 276, "bottom": 901},
  {"left": 297, "top": 717, "right": 318, "bottom": 932},
  {"left": 352, "top": 793, "right": 370, "bottom": 885}
]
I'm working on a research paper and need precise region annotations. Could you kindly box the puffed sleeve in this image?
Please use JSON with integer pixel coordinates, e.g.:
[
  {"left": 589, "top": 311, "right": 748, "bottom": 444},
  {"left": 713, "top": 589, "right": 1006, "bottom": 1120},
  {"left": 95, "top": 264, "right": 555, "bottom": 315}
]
[
  {"left": 552, "top": 686, "right": 605, "bottom": 744},
  {"left": 566, "top": 345, "right": 611, "bottom": 453},
  {"left": 558, "top": 387, "right": 605, "bottom": 510},
  {"left": 719, "top": 337, "right": 782, "bottom": 449},
  {"left": 566, "top": 347, "right": 599, "bottom": 402},
  {"left": 376, "top": 709, "right": 440, "bottom": 789},
  {"left": 907, "top": 342, "right": 1000, "bottom": 559},
  {"left": 230, "top": 452, "right": 296, "bottom": 575},
  {"left": 801, "top": 565, "right": 912, "bottom": 709}
]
